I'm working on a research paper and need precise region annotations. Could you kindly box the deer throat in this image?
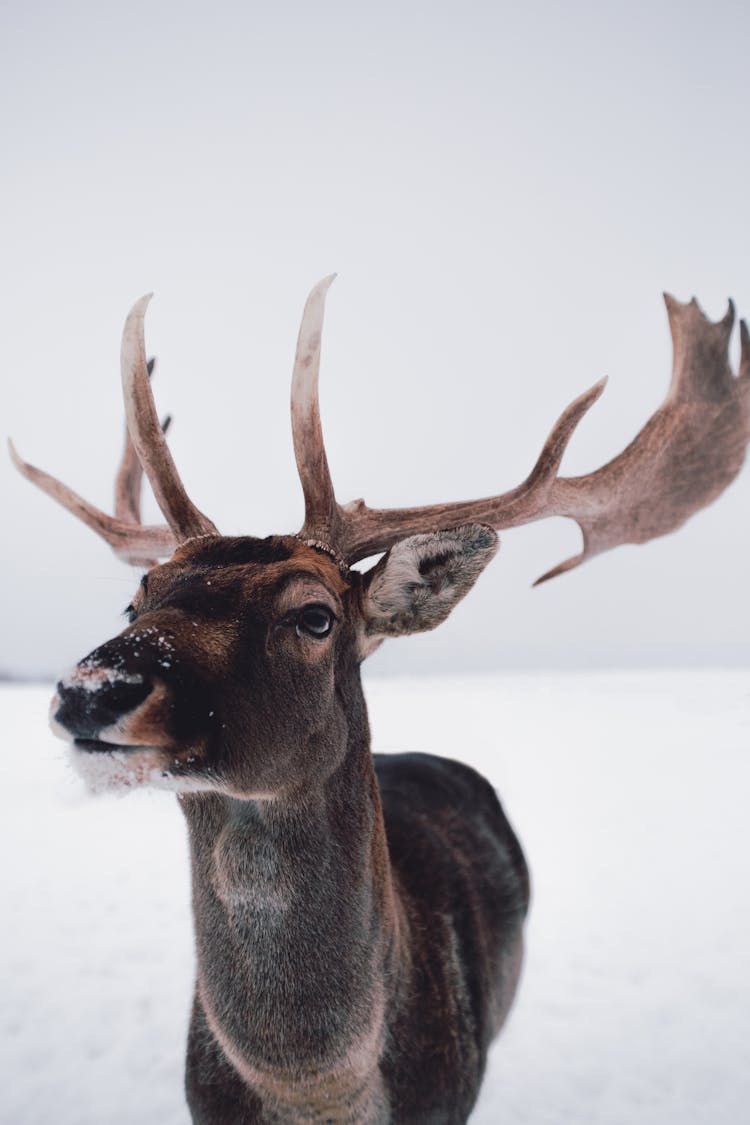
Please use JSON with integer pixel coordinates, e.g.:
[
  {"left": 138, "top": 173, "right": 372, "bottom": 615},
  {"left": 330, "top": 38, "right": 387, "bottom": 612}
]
[{"left": 182, "top": 757, "right": 398, "bottom": 1101}]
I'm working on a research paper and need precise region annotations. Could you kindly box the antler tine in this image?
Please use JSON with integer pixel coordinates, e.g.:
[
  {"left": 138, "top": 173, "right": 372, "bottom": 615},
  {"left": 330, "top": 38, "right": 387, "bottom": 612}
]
[
  {"left": 663, "top": 293, "right": 735, "bottom": 401},
  {"left": 121, "top": 296, "right": 217, "bottom": 541},
  {"left": 292, "top": 275, "right": 341, "bottom": 547},
  {"left": 115, "top": 358, "right": 172, "bottom": 525},
  {"left": 8, "top": 438, "right": 176, "bottom": 565},
  {"left": 115, "top": 364, "right": 148, "bottom": 526}
]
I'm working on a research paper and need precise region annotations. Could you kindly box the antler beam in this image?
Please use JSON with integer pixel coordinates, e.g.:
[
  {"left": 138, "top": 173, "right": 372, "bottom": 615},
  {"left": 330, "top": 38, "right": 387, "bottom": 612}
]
[
  {"left": 291, "top": 281, "right": 750, "bottom": 578},
  {"left": 292, "top": 274, "right": 342, "bottom": 548}
]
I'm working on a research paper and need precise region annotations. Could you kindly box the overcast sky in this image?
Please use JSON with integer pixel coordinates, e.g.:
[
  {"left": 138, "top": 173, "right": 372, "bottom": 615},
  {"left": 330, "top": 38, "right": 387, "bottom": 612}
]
[{"left": 1, "top": 0, "right": 749, "bottom": 678}]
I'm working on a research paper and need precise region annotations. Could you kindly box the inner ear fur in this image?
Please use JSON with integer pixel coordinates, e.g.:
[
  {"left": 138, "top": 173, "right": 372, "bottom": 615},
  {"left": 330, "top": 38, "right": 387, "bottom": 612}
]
[{"left": 360, "top": 524, "right": 499, "bottom": 639}]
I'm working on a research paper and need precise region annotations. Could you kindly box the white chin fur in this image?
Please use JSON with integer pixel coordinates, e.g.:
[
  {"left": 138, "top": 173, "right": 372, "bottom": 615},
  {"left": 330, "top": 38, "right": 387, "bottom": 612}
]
[{"left": 67, "top": 744, "right": 218, "bottom": 796}]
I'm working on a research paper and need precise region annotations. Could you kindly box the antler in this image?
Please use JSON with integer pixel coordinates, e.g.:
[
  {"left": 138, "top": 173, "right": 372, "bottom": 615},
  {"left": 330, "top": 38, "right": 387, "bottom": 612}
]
[
  {"left": 9, "top": 296, "right": 216, "bottom": 566},
  {"left": 292, "top": 282, "right": 750, "bottom": 578},
  {"left": 114, "top": 358, "right": 171, "bottom": 526},
  {"left": 293, "top": 274, "right": 343, "bottom": 549},
  {"left": 531, "top": 297, "right": 750, "bottom": 583},
  {"left": 12, "top": 282, "right": 749, "bottom": 581},
  {"left": 120, "top": 296, "right": 216, "bottom": 542}
]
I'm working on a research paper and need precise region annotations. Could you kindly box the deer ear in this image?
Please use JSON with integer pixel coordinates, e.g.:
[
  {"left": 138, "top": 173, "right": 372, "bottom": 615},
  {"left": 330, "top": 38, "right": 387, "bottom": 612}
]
[{"left": 360, "top": 525, "right": 499, "bottom": 643}]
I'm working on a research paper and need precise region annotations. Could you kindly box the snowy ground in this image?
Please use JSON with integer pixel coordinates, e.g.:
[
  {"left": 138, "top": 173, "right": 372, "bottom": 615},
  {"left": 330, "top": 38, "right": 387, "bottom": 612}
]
[{"left": 2, "top": 672, "right": 749, "bottom": 1125}]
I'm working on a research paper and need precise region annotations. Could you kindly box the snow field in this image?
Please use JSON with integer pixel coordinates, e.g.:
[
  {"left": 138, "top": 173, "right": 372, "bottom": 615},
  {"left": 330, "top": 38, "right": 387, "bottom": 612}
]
[{"left": 2, "top": 672, "right": 749, "bottom": 1124}]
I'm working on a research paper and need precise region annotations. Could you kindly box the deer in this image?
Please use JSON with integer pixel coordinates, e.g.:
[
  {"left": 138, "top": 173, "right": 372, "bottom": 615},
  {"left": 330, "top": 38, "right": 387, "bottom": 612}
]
[{"left": 10, "top": 277, "right": 750, "bottom": 1124}]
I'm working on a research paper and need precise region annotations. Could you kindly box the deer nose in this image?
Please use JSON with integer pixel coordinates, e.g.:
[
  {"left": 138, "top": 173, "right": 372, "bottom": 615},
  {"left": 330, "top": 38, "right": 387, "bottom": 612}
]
[{"left": 51, "top": 671, "right": 154, "bottom": 741}]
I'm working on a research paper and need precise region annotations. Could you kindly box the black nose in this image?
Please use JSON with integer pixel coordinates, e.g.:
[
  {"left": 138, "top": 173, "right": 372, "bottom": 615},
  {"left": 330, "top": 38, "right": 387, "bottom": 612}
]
[{"left": 54, "top": 674, "right": 154, "bottom": 740}]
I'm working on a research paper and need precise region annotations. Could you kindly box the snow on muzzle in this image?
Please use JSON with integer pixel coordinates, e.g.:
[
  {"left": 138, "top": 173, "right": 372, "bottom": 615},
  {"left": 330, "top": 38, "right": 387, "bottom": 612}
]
[{"left": 51, "top": 667, "right": 153, "bottom": 743}]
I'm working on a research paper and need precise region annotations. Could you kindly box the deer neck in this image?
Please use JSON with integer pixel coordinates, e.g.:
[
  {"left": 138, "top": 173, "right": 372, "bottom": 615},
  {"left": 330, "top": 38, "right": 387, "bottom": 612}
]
[{"left": 179, "top": 695, "right": 402, "bottom": 1107}]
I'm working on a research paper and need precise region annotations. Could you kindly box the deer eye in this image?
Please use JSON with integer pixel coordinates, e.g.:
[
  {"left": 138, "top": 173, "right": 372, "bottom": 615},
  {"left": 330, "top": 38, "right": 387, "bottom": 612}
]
[
  {"left": 123, "top": 604, "right": 137, "bottom": 624},
  {"left": 295, "top": 604, "right": 334, "bottom": 639}
]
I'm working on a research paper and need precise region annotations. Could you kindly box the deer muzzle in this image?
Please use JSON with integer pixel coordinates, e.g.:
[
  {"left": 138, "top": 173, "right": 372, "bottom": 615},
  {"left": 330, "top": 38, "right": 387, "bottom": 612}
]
[{"left": 48, "top": 631, "right": 216, "bottom": 793}]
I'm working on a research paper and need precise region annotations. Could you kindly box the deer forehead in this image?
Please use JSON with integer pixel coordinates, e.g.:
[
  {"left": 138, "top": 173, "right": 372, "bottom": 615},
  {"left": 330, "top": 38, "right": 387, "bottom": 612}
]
[{"left": 133, "top": 535, "right": 351, "bottom": 620}]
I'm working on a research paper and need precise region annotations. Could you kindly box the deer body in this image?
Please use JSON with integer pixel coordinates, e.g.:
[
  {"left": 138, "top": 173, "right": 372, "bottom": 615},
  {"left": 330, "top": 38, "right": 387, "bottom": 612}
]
[
  {"left": 183, "top": 751, "right": 528, "bottom": 1124},
  {"left": 13, "top": 278, "right": 749, "bottom": 1121},
  {"left": 50, "top": 533, "right": 527, "bottom": 1123}
]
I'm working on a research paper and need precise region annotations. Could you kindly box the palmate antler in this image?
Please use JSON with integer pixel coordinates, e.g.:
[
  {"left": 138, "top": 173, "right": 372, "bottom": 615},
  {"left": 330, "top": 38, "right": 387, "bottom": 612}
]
[
  {"left": 10, "top": 279, "right": 750, "bottom": 581},
  {"left": 295, "top": 278, "right": 750, "bottom": 579}
]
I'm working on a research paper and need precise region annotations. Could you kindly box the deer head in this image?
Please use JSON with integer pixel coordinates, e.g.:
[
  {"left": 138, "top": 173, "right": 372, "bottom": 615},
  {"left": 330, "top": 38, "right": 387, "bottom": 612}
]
[{"left": 10, "top": 278, "right": 750, "bottom": 796}]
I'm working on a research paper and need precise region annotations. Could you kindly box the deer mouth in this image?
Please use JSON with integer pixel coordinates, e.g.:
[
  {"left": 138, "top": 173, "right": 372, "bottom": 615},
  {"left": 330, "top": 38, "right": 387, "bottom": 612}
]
[
  {"left": 67, "top": 739, "right": 217, "bottom": 795},
  {"left": 74, "top": 737, "right": 157, "bottom": 752}
]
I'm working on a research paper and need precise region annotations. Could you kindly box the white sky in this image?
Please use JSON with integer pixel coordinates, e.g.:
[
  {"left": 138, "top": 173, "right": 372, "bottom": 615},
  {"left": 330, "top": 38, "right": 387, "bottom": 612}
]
[{"left": 2, "top": 0, "right": 749, "bottom": 677}]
